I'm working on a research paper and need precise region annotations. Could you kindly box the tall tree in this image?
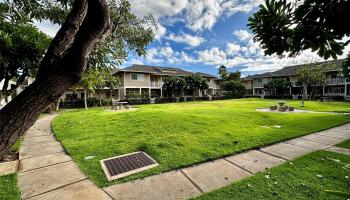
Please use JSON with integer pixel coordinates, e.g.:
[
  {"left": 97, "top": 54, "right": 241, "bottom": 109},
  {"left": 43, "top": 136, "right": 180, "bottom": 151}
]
[
  {"left": 221, "top": 81, "right": 246, "bottom": 98},
  {"left": 93, "top": 69, "right": 108, "bottom": 106},
  {"left": 162, "top": 76, "right": 186, "bottom": 98},
  {"left": 226, "top": 71, "right": 241, "bottom": 81},
  {"left": 218, "top": 65, "right": 228, "bottom": 80},
  {"left": 264, "top": 79, "right": 292, "bottom": 96},
  {"left": 0, "top": 0, "right": 154, "bottom": 158},
  {"left": 248, "top": 0, "right": 350, "bottom": 60},
  {"left": 75, "top": 68, "right": 98, "bottom": 109},
  {"left": 297, "top": 65, "right": 327, "bottom": 106},
  {"left": 105, "top": 71, "right": 120, "bottom": 99},
  {"left": 185, "top": 74, "right": 206, "bottom": 100},
  {"left": 342, "top": 54, "right": 350, "bottom": 80}
]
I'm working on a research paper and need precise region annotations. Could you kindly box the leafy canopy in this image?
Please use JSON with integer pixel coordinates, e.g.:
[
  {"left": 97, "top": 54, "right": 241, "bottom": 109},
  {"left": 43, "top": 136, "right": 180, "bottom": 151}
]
[
  {"left": 264, "top": 79, "right": 292, "bottom": 96},
  {"left": 218, "top": 65, "right": 228, "bottom": 80},
  {"left": 221, "top": 80, "right": 246, "bottom": 98},
  {"left": 342, "top": 54, "right": 350, "bottom": 80},
  {"left": 77, "top": 68, "right": 120, "bottom": 92},
  {"left": 248, "top": 0, "right": 350, "bottom": 60},
  {"left": 217, "top": 65, "right": 241, "bottom": 81},
  {"left": 0, "top": 0, "right": 156, "bottom": 69},
  {"left": 185, "top": 74, "right": 208, "bottom": 91},
  {"left": 162, "top": 76, "right": 186, "bottom": 95},
  {"left": 0, "top": 19, "right": 51, "bottom": 99},
  {"left": 297, "top": 65, "right": 327, "bottom": 87}
]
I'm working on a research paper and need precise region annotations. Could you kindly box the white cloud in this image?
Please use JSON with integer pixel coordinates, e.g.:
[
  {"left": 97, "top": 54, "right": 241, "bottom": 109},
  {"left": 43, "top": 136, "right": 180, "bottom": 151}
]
[
  {"left": 195, "top": 38, "right": 327, "bottom": 73},
  {"left": 197, "top": 47, "right": 227, "bottom": 65},
  {"left": 223, "top": 0, "right": 264, "bottom": 16},
  {"left": 182, "top": 0, "right": 263, "bottom": 31},
  {"left": 145, "top": 48, "right": 163, "bottom": 64},
  {"left": 130, "top": 0, "right": 262, "bottom": 31},
  {"left": 180, "top": 51, "right": 197, "bottom": 63},
  {"left": 129, "top": 58, "right": 144, "bottom": 65},
  {"left": 134, "top": 46, "right": 198, "bottom": 66},
  {"left": 154, "top": 23, "right": 167, "bottom": 40},
  {"left": 226, "top": 43, "right": 241, "bottom": 55},
  {"left": 167, "top": 33, "right": 205, "bottom": 47},
  {"left": 233, "top": 30, "right": 253, "bottom": 41},
  {"left": 130, "top": 0, "right": 188, "bottom": 18},
  {"left": 159, "top": 46, "right": 174, "bottom": 58},
  {"left": 183, "top": 0, "right": 221, "bottom": 31}
]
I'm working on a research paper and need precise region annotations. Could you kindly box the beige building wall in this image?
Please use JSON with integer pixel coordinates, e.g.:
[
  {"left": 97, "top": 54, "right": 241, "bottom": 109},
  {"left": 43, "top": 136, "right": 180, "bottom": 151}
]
[
  {"left": 123, "top": 72, "right": 150, "bottom": 87},
  {"left": 242, "top": 80, "right": 252, "bottom": 90},
  {"left": 208, "top": 78, "right": 220, "bottom": 89}
]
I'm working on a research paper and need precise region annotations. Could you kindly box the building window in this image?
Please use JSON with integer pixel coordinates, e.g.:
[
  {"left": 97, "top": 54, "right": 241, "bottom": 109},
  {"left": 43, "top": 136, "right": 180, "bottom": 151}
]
[
  {"left": 330, "top": 73, "right": 338, "bottom": 78},
  {"left": 258, "top": 79, "right": 262, "bottom": 83},
  {"left": 66, "top": 93, "right": 77, "bottom": 100},
  {"left": 131, "top": 73, "right": 144, "bottom": 80}
]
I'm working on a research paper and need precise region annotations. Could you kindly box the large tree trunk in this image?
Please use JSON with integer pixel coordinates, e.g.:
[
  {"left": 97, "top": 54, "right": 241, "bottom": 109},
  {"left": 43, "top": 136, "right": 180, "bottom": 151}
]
[{"left": 0, "top": 0, "right": 110, "bottom": 159}]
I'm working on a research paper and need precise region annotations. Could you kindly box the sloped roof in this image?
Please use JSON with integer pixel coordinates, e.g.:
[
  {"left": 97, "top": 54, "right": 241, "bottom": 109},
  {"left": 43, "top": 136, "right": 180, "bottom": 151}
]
[
  {"left": 114, "top": 64, "right": 218, "bottom": 78},
  {"left": 273, "top": 59, "right": 344, "bottom": 76},
  {"left": 196, "top": 72, "right": 217, "bottom": 78},
  {"left": 245, "top": 59, "right": 344, "bottom": 79}
]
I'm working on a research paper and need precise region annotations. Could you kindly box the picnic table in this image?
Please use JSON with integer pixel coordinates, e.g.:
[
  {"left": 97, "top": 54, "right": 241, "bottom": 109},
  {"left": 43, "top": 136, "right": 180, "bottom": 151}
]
[{"left": 111, "top": 100, "right": 129, "bottom": 110}]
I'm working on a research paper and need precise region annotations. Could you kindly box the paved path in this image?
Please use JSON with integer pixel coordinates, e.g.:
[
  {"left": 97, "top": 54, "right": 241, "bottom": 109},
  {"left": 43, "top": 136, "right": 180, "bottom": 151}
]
[
  {"left": 18, "top": 114, "right": 350, "bottom": 200},
  {"left": 18, "top": 114, "right": 112, "bottom": 200}
]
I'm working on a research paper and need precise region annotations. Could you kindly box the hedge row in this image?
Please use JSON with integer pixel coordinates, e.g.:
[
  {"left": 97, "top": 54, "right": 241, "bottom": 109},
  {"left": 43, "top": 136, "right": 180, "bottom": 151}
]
[
  {"left": 60, "top": 95, "right": 234, "bottom": 107},
  {"left": 60, "top": 98, "right": 112, "bottom": 108}
]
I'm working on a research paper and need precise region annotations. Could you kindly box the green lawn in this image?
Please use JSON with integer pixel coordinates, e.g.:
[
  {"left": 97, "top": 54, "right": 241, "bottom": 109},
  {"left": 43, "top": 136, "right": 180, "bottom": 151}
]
[
  {"left": 193, "top": 151, "right": 350, "bottom": 200},
  {"left": 52, "top": 98, "right": 350, "bottom": 187},
  {"left": 0, "top": 174, "right": 21, "bottom": 200},
  {"left": 336, "top": 139, "right": 350, "bottom": 149}
]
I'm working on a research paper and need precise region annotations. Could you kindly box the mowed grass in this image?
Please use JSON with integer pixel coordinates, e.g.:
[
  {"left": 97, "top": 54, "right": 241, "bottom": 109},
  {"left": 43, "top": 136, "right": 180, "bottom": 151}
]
[
  {"left": 0, "top": 174, "right": 21, "bottom": 200},
  {"left": 336, "top": 139, "right": 350, "bottom": 149},
  {"left": 52, "top": 98, "right": 350, "bottom": 187},
  {"left": 193, "top": 151, "right": 350, "bottom": 200}
]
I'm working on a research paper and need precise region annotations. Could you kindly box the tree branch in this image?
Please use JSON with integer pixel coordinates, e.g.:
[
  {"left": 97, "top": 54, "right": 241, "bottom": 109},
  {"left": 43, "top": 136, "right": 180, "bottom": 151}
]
[
  {"left": 59, "top": 0, "right": 110, "bottom": 79},
  {"left": 38, "top": 0, "right": 88, "bottom": 73}
]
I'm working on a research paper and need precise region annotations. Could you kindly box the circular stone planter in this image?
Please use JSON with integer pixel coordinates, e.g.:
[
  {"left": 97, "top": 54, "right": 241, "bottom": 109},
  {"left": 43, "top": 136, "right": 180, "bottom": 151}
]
[
  {"left": 279, "top": 106, "right": 288, "bottom": 112},
  {"left": 270, "top": 105, "right": 278, "bottom": 111},
  {"left": 278, "top": 101, "right": 286, "bottom": 107}
]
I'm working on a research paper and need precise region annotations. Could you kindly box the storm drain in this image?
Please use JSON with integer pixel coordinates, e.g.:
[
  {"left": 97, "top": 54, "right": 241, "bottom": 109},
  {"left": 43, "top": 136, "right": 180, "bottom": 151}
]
[{"left": 100, "top": 151, "right": 158, "bottom": 181}]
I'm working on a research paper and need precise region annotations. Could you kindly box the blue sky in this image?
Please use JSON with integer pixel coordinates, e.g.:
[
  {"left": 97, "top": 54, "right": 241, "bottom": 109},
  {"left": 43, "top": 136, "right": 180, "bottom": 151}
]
[{"left": 36, "top": 0, "right": 348, "bottom": 77}]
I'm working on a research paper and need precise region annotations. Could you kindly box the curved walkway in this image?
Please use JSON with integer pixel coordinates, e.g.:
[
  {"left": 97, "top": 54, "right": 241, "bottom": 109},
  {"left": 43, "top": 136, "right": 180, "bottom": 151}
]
[{"left": 18, "top": 114, "right": 350, "bottom": 200}]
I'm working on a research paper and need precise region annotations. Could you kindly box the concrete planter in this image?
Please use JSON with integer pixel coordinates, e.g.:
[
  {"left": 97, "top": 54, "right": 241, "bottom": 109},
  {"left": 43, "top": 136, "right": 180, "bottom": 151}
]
[
  {"left": 279, "top": 106, "right": 288, "bottom": 112},
  {"left": 270, "top": 105, "right": 278, "bottom": 111}
]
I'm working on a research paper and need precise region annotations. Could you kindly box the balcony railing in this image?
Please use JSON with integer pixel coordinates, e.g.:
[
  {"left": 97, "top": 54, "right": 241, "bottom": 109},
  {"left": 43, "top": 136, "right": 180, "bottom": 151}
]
[
  {"left": 325, "top": 78, "right": 346, "bottom": 85},
  {"left": 150, "top": 81, "right": 162, "bottom": 87}
]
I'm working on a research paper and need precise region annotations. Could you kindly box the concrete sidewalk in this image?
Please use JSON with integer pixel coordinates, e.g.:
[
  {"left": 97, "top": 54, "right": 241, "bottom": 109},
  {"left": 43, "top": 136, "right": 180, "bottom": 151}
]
[
  {"left": 17, "top": 114, "right": 350, "bottom": 200},
  {"left": 17, "top": 114, "right": 112, "bottom": 200}
]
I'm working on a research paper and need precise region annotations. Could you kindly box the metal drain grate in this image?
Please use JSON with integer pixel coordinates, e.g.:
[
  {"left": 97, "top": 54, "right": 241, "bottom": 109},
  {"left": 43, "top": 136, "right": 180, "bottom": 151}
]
[{"left": 100, "top": 151, "right": 158, "bottom": 181}]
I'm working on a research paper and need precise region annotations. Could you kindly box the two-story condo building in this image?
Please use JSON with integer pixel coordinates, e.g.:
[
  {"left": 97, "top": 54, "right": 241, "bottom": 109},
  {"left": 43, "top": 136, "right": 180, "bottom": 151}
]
[
  {"left": 62, "top": 65, "right": 221, "bottom": 101},
  {"left": 241, "top": 60, "right": 350, "bottom": 100},
  {"left": 113, "top": 65, "right": 221, "bottom": 99},
  {"left": 0, "top": 77, "right": 34, "bottom": 108}
]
